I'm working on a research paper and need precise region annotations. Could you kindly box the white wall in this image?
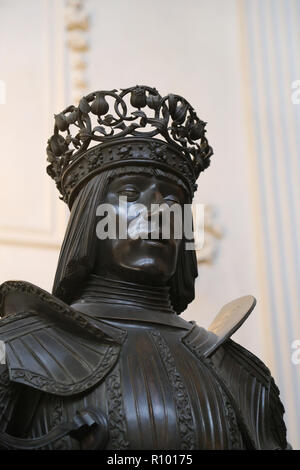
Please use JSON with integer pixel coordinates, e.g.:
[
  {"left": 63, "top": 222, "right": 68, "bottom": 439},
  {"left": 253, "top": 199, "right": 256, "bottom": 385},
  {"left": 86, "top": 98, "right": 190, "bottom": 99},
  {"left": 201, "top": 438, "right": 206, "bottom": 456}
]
[{"left": 0, "top": 0, "right": 67, "bottom": 290}]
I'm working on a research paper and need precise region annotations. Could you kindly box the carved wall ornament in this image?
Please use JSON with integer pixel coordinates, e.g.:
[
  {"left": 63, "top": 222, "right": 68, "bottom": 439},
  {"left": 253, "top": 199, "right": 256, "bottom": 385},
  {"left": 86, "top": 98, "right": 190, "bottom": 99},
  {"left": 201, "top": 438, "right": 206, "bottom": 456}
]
[
  {"left": 196, "top": 204, "right": 223, "bottom": 265},
  {"left": 65, "top": 0, "right": 89, "bottom": 104}
]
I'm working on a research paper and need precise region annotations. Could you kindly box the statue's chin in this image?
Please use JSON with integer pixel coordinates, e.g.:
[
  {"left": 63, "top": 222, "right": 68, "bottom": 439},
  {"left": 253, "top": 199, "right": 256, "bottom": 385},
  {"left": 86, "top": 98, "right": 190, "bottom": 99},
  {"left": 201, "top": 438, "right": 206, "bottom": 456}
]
[{"left": 99, "top": 259, "right": 174, "bottom": 286}]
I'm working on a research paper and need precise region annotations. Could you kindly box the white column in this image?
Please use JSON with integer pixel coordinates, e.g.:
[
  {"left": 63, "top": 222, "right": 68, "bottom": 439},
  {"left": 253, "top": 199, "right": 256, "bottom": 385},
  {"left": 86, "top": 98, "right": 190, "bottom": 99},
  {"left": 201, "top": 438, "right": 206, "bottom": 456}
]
[{"left": 240, "top": 0, "right": 300, "bottom": 448}]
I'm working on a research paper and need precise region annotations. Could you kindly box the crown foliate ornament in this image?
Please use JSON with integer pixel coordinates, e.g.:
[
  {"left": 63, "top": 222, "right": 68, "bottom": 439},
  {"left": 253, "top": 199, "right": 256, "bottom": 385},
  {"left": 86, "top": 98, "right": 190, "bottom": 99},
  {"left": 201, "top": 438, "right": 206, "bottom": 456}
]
[{"left": 46, "top": 85, "right": 213, "bottom": 208}]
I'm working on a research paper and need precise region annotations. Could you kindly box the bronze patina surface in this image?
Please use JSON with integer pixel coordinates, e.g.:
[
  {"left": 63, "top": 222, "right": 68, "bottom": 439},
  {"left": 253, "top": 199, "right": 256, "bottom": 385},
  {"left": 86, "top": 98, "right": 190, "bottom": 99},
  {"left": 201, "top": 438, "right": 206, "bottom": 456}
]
[{"left": 0, "top": 86, "right": 288, "bottom": 450}]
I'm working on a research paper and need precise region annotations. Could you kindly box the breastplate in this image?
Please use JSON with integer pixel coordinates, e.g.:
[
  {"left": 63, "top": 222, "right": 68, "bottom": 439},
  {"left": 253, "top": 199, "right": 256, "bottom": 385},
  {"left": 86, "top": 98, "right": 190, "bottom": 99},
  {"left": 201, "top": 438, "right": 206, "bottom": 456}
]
[{"left": 27, "top": 320, "right": 244, "bottom": 450}]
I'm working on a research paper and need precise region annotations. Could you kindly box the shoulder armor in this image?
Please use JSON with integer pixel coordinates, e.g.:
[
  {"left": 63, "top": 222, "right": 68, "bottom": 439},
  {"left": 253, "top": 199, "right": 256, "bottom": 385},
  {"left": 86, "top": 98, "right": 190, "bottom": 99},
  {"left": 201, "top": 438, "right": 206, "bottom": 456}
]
[
  {"left": 0, "top": 364, "right": 20, "bottom": 432},
  {"left": 212, "top": 339, "right": 287, "bottom": 449},
  {"left": 182, "top": 296, "right": 287, "bottom": 449},
  {"left": 182, "top": 295, "right": 256, "bottom": 358},
  {"left": 0, "top": 281, "right": 126, "bottom": 396}
]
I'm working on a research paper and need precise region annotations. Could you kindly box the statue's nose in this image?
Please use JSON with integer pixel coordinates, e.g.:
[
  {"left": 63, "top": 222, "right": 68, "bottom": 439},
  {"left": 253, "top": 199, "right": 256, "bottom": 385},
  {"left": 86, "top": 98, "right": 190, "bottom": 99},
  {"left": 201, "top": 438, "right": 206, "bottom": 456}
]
[
  {"left": 144, "top": 186, "right": 165, "bottom": 207},
  {"left": 141, "top": 191, "right": 165, "bottom": 228}
]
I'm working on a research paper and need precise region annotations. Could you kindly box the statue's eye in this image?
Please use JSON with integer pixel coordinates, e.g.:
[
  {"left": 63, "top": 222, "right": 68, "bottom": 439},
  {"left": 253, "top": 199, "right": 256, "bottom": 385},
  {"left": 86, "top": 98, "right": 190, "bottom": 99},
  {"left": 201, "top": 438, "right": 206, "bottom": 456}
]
[
  {"left": 117, "top": 188, "right": 139, "bottom": 201},
  {"left": 164, "top": 195, "right": 180, "bottom": 206}
]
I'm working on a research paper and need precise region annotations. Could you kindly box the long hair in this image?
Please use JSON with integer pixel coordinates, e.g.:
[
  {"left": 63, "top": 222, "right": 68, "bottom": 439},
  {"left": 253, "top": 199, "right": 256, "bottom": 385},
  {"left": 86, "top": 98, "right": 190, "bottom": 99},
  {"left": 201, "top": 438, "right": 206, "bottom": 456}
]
[{"left": 52, "top": 167, "right": 198, "bottom": 314}]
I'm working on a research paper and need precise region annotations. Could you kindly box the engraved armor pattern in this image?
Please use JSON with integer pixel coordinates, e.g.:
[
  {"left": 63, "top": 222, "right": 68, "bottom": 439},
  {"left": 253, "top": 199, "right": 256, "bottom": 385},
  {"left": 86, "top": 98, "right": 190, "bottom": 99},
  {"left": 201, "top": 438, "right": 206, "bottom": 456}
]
[{"left": 149, "top": 330, "right": 196, "bottom": 450}]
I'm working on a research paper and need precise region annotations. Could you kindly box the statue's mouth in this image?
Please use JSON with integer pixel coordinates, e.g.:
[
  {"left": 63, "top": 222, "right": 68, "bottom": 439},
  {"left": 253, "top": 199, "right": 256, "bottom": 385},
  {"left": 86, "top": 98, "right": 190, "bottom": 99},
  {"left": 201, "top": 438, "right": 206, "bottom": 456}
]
[{"left": 141, "top": 238, "right": 174, "bottom": 248}]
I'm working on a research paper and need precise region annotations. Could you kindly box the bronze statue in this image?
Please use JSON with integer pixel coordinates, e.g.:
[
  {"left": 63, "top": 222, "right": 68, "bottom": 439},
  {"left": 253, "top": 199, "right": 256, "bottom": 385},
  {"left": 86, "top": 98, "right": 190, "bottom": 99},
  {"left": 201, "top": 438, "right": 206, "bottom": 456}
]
[{"left": 0, "top": 86, "right": 288, "bottom": 450}]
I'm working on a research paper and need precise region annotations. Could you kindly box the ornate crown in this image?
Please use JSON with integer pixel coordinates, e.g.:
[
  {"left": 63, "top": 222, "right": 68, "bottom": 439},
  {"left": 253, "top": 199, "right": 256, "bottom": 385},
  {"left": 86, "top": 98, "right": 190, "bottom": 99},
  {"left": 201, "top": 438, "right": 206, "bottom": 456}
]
[{"left": 46, "top": 85, "right": 213, "bottom": 207}]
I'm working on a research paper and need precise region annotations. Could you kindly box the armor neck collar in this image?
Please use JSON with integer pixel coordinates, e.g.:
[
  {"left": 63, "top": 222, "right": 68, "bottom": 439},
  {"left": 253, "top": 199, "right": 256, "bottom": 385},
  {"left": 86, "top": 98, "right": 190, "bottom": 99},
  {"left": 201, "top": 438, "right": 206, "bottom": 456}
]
[{"left": 75, "top": 274, "right": 175, "bottom": 314}]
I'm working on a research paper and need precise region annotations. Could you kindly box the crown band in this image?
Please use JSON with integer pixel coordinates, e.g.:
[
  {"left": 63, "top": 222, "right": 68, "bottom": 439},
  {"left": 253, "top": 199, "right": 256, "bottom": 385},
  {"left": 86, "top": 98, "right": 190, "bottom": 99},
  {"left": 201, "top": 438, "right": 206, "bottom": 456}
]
[{"left": 62, "top": 137, "right": 195, "bottom": 208}]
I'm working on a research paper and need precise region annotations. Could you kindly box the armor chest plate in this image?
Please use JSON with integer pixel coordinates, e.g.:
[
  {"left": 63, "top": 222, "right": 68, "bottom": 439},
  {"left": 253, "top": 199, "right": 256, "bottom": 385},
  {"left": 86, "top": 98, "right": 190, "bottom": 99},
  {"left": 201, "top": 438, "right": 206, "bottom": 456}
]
[{"left": 28, "top": 321, "right": 244, "bottom": 450}]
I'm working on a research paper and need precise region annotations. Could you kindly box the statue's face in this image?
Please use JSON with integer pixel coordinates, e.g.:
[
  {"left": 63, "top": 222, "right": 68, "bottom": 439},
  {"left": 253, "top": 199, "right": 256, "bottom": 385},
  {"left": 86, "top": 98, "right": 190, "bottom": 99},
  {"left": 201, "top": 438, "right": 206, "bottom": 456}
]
[{"left": 93, "top": 173, "right": 186, "bottom": 285}]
